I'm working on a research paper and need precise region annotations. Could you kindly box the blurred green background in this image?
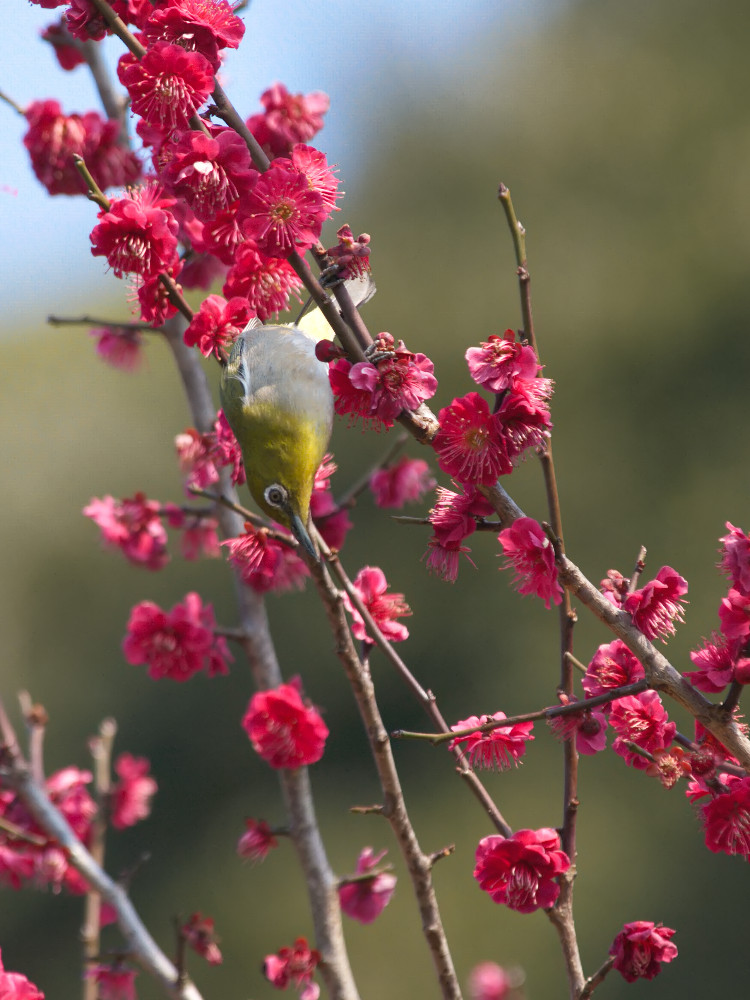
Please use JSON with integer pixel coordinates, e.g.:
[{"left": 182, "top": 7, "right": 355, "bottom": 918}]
[{"left": 2, "top": 0, "right": 750, "bottom": 996}]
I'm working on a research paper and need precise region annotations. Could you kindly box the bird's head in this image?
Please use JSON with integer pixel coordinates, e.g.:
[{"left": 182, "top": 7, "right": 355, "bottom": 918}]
[{"left": 248, "top": 472, "right": 318, "bottom": 561}]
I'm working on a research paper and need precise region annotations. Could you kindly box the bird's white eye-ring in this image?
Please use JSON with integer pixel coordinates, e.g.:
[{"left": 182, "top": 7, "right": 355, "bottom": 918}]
[{"left": 264, "top": 484, "right": 288, "bottom": 509}]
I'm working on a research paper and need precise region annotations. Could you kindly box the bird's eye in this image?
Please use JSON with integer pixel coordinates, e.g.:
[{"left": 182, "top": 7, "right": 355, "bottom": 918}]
[{"left": 264, "top": 484, "right": 288, "bottom": 509}]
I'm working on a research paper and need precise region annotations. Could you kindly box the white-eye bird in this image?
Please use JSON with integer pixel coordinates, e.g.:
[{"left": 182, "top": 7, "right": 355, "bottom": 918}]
[{"left": 220, "top": 276, "right": 375, "bottom": 560}]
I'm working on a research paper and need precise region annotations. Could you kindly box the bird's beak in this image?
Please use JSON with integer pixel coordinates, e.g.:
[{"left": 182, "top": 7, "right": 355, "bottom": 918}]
[{"left": 289, "top": 511, "right": 319, "bottom": 562}]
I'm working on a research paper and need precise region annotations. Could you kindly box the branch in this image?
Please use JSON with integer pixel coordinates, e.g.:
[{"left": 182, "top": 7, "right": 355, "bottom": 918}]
[
  {"left": 0, "top": 700, "right": 204, "bottom": 1000},
  {"left": 80, "top": 38, "right": 128, "bottom": 124},
  {"left": 319, "top": 535, "right": 511, "bottom": 836},
  {"left": 482, "top": 481, "right": 750, "bottom": 769},
  {"left": 0, "top": 88, "right": 25, "bottom": 117},
  {"left": 577, "top": 957, "right": 615, "bottom": 999},
  {"left": 395, "top": 679, "right": 650, "bottom": 744},
  {"left": 160, "top": 320, "right": 360, "bottom": 1000},
  {"left": 303, "top": 542, "right": 463, "bottom": 999},
  {"left": 48, "top": 315, "right": 161, "bottom": 333}
]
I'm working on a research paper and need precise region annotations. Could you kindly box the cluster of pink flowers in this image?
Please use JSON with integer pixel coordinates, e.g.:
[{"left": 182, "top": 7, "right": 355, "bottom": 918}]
[
  {"left": 122, "top": 591, "right": 232, "bottom": 681},
  {"left": 369, "top": 456, "right": 435, "bottom": 510},
  {"left": 34, "top": 0, "right": 338, "bottom": 328},
  {"left": 23, "top": 98, "right": 141, "bottom": 196},
  {"left": 237, "top": 818, "right": 278, "bottom": 863},
  {"left": 0, "top": 766, "right": 94, "bottom": 895},
  {"left": 342, "top": 566, "right": 412, "bottom": 643},
  {"left": 84, "top": 490, "right": 224, "bottom": 566},
  {"left": 85, "top": 962, "right": 138, "bottom": 1000},
  {"left": 423, "top": 484, "right": 493, "bottom": 582},
  {"left": 422, "top": 331, "right": 556, "bottom": 589},
  {"left": 686, "top": 523, "right": 750, "bottom": 691},
  {"left": 0, "top": 757, "right": 155, "bottom": 895},
  {"left": 609, "top": 920, "right": 678, "bottom": 982},
  {"left": 84, "top": 492, "right": 170, "bottom": 570},
  {"left": 182, "top": 293, "right": 254, "bottom": 359},
  {"left": 338, "top": 847, "right": 397, "bottom": 924},
  {"left": 575, "top": 639, "right": 676, "bottom": 774},
  {"left": 602, "top": 565, "right": 688, "bottom": 643},
  {"left": 175, "top": 409, "right": 245, "bottom": 493},
  {"left": 264, "top": 937, "right": 320, "bottom": 1000},
  {"left": 449, "top": 712, "right": 534, "bottom": 770},
  {"left": 242, "top": 679, "right": 329, "bottom": 769},
  {"left": 222, "top": 522, "right": 310, "bottom": 594},
  {"left": 474, "top": 828, "right": 570, "bottom": 913},
  {"left": 328, "top": 333, "right": 437, "bottom": 430},
  {"left": 498, "top": 517, "right": 563, "bottom": 609},
  {"left": 432, "top": 330, "right": 553, "bottom": 486},
  {"left": 0, "top": 949, "right": 44, "bottom": 1000},
  {"left": 180, "top": 912, "right": 223, "bottom": 965}
]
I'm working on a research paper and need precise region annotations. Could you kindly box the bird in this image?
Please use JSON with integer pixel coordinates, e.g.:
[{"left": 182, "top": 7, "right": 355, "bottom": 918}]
[{"left": 220, "top": 275, "right": 374, "bottom": 560}]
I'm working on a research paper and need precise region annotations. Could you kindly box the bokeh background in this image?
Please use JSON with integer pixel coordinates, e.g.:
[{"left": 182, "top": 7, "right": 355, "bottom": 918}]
[{"left": 2, "top": 0, "right": 750, "bottom": 996}]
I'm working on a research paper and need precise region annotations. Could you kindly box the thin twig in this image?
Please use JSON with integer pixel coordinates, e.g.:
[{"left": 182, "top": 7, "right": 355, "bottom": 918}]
[
  {"left": 48, "top": 315, "right": 161, "bottom": 333},
  {"left": 628, "top": 546, "right": 648, "bottom": 594},
  {"left": 497, "top": 184, "right": 584, "bottom": 997},
  {"left": 578, "top": 957, "right": 615, "bottom": 999},
  {"left": 0, "top": 89, "right": 25, "bottom": 116},
  {"left": 395, "top": 680, "right": 650, "bottom": 743},
  {"left": 73, "top": 155, "right": 109, "bottom": 211},
  {"left": 82, "top": 718, "right": 117, "bottom": 1000},
  {"left": 18, "top": 692, "right": 46, "bottom": 786}
]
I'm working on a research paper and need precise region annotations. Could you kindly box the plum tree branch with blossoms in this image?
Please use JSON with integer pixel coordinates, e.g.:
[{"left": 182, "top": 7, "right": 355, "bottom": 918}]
[
  {"left": 4, "top": 2, "right": 750, "bottom": 1000},
  {"left": 0, "top": 699, "right": 205, "bottom": 1000}
]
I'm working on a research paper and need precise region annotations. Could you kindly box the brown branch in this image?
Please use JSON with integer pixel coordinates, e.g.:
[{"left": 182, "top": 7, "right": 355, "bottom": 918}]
[
  {"left": 73, "top": 155, "right": 110, "bottom": 211},
  {"left": 482, "top": 481, "right": 750, "bottom": 769},
  {"left": 86, "top": 0, "right": 146, "bottom": 57},
  {"left": 318, "top": 532, "right": 511, "bottom": 837},
  {"left": 48, "top": 315, "right": 161, "bottom": 333},
  {"left": 395, "top": 679, "right": 650, "bottom": 744},
  {"left": 497, "top": 187, "right": 581, "bottom": 940},
  {"left": 497, "top": 183, "right": 535, "bottom": 357},
  {"left": 559, "top": 555, "right": 750, "bottom": 763},
  {"left": 302, "top": 544, "right": 462, "bottom": 999},
  {"left": 628, "top": 546, "right": 648, "bottom": 594},
  {"left": 80, "top": 39, "right": 128, "bottom": 124},
  {"left": 0, "top": 699, "right": 205, "bottom": 1000},
  {"left": 0, "top": 88, "right": 26, "bottom": 116},
  {"left": 577, "top": 957, "right": 615, "bottom": 999}
]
